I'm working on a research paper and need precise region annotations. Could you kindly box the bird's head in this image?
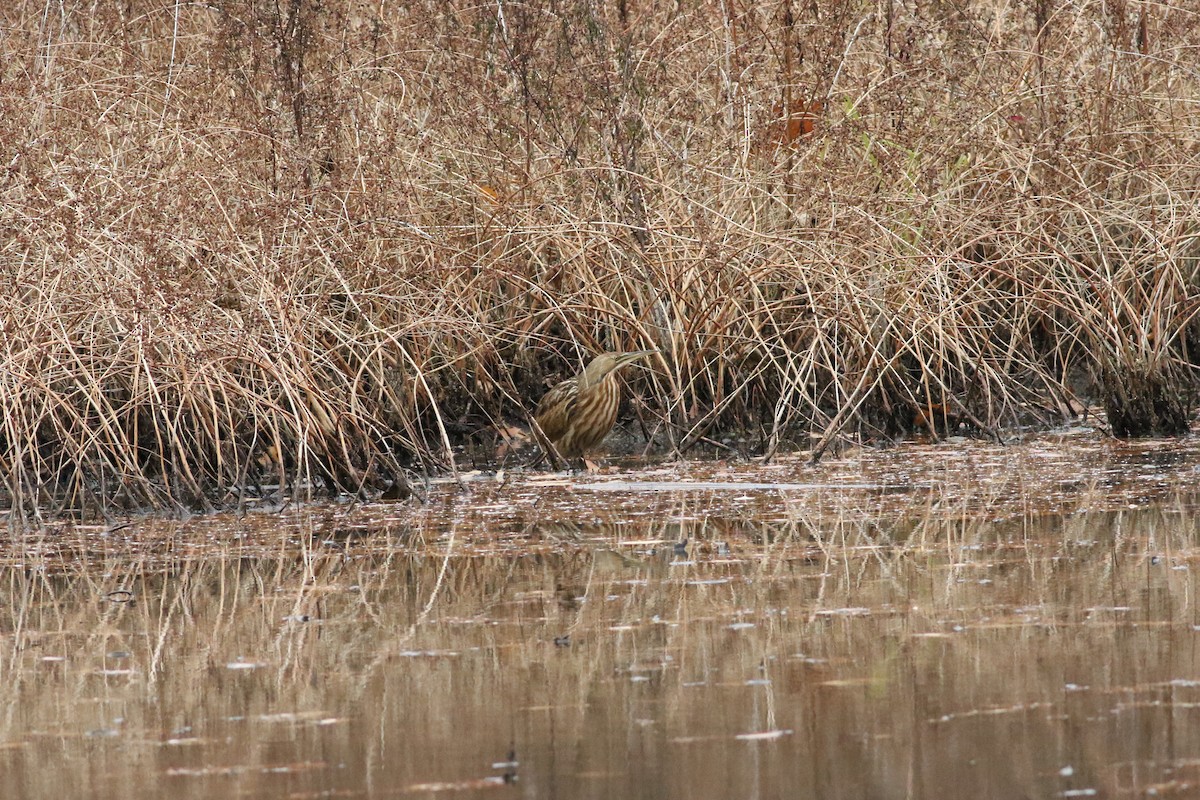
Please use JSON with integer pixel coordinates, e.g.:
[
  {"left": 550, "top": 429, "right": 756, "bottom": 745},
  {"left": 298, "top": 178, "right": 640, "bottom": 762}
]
[{"left": 579, "top": 350, "right": 656, "bottom": 388}]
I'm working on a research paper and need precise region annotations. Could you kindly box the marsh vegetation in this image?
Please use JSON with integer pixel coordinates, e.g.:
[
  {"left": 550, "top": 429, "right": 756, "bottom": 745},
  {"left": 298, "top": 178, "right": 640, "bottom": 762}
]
[{"left": 2, "top": 0, "right": 1200, "bottom": 513}]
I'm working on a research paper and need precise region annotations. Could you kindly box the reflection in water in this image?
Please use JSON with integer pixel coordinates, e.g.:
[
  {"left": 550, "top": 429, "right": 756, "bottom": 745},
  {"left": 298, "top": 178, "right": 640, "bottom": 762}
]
[{"left": 3, "top": 437, "right": 1200, "bottom": 798}]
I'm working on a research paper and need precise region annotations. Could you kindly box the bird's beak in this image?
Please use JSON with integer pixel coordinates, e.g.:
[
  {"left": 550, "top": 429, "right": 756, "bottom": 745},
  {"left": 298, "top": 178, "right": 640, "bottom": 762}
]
[{"left": 617, "top": 350, "right": 657, "bottom": 368}]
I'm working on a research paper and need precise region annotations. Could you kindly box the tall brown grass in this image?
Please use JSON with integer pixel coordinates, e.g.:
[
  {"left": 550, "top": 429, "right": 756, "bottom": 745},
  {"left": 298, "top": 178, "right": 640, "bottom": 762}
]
[{"left": 2, "top": 1, "right": 1198, "bottom": 513}]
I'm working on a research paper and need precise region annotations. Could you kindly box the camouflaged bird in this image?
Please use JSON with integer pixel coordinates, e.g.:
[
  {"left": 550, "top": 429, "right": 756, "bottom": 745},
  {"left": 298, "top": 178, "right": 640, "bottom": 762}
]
[{"left": 533, "top": 350, "right": 655, "bottom": 469}]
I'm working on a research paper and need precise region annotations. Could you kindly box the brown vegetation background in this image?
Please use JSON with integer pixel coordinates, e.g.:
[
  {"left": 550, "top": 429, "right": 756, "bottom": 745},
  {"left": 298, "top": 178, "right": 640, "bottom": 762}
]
[{"left": 1, "top": 0, "right": 1199, "bottom": 510}]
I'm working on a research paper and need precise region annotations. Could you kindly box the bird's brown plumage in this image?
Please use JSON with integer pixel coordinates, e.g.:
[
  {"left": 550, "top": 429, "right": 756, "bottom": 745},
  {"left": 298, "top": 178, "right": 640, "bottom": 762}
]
[{"left": 534, "top": 350, "right": 655, "bottom": 463}]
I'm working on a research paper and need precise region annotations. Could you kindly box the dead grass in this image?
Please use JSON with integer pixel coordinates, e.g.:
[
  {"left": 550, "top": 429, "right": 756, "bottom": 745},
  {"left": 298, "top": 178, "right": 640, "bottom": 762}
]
[{"left": 2, "top": 0, "right": 1199, "bottom": 513}]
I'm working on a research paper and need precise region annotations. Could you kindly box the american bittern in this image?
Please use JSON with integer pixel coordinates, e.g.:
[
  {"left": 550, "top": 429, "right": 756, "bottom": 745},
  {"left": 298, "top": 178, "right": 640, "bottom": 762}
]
[{"left": 534, "top": 350, "right": 655, "bottom": 467}]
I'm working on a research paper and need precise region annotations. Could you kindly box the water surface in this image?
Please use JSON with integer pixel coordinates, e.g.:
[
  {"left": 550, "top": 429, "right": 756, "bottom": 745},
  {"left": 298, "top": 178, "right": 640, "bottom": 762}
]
[{"left": 4, "top": 433, "right": 1200, "bottom": 798}]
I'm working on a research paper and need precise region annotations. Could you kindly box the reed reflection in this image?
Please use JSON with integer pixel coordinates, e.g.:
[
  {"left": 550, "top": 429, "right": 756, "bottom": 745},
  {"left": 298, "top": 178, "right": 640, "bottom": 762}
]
[{"left": 0, "top": 488, "right": 1198, "bottom": 798}]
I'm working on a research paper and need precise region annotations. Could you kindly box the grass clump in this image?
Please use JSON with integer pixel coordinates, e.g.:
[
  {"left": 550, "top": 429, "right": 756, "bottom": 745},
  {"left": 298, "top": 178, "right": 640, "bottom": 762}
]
[{"left": 2, "top": 0, "right": 1199, "bottom": 514}]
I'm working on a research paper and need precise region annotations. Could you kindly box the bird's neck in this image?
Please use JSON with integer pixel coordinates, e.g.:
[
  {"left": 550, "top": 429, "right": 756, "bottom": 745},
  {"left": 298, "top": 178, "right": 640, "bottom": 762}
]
[{"left": 578, "top": 368, "right": 607, "bottom": 390}]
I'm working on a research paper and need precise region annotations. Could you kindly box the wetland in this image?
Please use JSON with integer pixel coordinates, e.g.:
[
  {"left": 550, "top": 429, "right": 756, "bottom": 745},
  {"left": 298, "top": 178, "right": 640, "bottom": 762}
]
[
  {"left": 5, "top": 431, "right": 1200, "bottom": 798},
  {"left": 6, "top": 3, "right": 1200, "bottom": 796}
]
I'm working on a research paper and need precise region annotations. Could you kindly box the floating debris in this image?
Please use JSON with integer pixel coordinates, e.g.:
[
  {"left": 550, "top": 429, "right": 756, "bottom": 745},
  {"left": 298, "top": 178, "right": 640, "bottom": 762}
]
[
  {"left": 736, "top": 730, "right": 793, "bottom": 741},
  {"left": 226, "top": 660, "right": 267, "bottom": 670},
  {"left": 582, "top": 480, "right": 884, "bottom": 492},
  {"left": 813, "top": 607, "right": 872, "bottom": 617},
  {"left": 403, "top": 777, "right": 510, "bottom": 792}
]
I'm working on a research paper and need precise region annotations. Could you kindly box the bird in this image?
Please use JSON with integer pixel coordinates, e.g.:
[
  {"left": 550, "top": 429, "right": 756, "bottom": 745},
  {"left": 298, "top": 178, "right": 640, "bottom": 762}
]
[{"left": 533, "top": 350, "right": 656, "bottom": 469}]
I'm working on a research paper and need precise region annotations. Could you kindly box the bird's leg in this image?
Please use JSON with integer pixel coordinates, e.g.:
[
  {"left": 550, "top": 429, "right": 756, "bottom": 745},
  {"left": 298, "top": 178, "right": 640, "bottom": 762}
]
[
  {"left": 583, "top": 458, "right": 601, "bottom": 473},
  {"left": 532, "top": 423, "right": 569, "bottom": 471}
]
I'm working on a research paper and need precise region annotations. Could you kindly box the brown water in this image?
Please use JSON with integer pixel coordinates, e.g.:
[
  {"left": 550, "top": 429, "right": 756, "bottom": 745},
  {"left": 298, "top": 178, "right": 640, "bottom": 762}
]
[{"left": 4, "top": 434, "right": 1200, "bottom": 798}]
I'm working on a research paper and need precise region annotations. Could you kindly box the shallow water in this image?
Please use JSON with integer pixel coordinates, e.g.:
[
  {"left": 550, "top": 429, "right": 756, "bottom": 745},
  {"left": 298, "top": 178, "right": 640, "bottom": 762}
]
[{"left": 4, "top": 433, "right": 1200, "bottom": 798}]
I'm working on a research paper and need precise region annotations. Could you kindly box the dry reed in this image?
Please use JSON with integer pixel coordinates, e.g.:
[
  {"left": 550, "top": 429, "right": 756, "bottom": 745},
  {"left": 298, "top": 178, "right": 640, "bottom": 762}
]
[{"left": 2, "top": 0, "right": 1199, "bottom": 513}]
